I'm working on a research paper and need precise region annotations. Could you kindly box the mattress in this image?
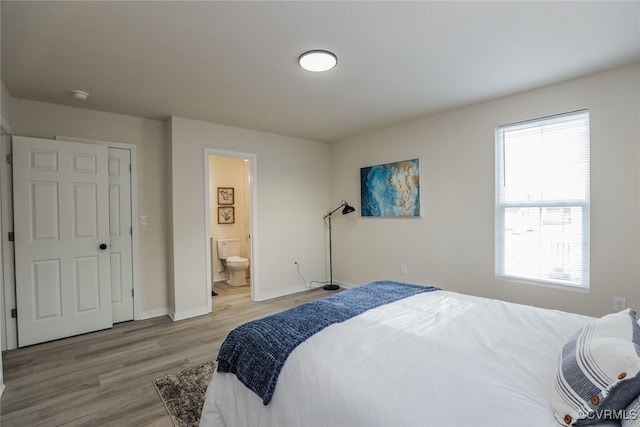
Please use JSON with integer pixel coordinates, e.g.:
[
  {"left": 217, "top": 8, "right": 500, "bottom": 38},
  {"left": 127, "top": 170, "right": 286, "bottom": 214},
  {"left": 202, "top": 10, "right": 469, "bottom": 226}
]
[{"left": 200, "top": 290, "right": 604, "bottom": 427}]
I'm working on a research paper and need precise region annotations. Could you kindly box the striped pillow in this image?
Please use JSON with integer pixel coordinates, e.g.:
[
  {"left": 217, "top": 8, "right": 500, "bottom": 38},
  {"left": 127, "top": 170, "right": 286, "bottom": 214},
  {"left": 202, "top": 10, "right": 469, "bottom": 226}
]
[
  {"left": 622, "top": 397, "right": 640, "bottom": 427},
  {"left": 550, "top": 308, "right": 640, "bottom": 426}
]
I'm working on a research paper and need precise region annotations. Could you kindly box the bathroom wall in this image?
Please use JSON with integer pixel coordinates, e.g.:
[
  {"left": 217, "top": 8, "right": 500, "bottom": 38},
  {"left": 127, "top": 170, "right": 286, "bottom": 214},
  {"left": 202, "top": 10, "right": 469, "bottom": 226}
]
[{"left": 209, "top": 155, "right": 250, "bottom": 282}]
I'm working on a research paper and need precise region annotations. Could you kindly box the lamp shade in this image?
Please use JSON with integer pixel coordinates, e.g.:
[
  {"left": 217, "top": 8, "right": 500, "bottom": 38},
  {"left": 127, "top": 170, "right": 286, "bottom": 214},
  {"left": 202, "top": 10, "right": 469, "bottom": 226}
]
[{"left": 342, "top": 203, "right": 355, "bottom": 215}]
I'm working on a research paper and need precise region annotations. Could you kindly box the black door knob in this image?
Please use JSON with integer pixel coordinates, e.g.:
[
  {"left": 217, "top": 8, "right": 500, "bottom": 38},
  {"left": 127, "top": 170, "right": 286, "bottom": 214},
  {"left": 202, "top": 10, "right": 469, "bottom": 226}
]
[{"left": 99, "top": 243, "right": 108, "bottom": 250}]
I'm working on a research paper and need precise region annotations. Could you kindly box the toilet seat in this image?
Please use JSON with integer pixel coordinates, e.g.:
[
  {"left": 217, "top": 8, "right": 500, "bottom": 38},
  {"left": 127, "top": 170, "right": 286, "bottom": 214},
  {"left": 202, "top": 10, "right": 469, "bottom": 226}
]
[{"left": 227, "top": 256, "right": 248, "bottom": 263}]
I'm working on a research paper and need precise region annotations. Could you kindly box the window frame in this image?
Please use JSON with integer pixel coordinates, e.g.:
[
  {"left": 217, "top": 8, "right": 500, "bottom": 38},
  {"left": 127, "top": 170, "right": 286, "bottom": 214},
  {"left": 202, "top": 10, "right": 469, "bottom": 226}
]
[{"left": 495, "top": 110, "right": 590, "bottom": 290}]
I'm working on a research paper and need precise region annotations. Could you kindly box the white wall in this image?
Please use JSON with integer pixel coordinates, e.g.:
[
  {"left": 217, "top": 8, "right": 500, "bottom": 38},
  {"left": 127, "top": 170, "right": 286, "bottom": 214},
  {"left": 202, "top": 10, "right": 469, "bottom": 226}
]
[
  {"left": 330, "top": 62, "right": 640, "bottom": 317},
  {"left": 8, "top": 99, "right": 169, "bottom": 319},
  {"left": 1, "top": 81, "right": 10, "bottom": 131},
  {"left": 169, "top": 116, "right": 330, "bottom": 318}
]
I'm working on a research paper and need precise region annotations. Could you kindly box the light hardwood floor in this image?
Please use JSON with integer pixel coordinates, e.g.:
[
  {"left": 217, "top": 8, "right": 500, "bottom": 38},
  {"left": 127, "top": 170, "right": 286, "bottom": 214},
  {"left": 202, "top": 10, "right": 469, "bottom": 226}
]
[{"left": 0, "top": 282, "right": 329, "bottom": 426}]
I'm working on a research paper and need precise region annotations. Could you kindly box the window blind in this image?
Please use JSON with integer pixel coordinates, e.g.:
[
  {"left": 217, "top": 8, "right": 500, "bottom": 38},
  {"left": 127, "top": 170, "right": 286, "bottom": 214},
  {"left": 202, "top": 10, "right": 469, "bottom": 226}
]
[{"left": 496, "top": 110, "right": 590, "bottom": 288}]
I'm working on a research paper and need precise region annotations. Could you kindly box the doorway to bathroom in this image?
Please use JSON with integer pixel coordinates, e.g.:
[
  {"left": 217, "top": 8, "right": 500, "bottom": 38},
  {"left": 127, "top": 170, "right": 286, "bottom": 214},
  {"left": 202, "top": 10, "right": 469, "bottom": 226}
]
[{"left": 204, "top": 149, "right": 256, "bottom": 305}]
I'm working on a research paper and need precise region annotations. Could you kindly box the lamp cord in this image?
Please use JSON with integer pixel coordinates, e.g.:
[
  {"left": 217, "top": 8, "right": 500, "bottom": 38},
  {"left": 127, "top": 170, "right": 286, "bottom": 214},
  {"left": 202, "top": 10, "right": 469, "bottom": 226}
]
[
  {"left": 297, "top": 208, "right": 348, "bottom": 290},
  {"left": 295, "top": 261, "right": 328, "bottom": 290}
]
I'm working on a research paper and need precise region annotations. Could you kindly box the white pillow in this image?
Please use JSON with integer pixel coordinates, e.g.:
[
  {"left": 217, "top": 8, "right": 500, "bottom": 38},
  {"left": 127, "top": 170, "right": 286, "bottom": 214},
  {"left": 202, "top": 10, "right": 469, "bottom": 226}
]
[{"left": 550, "top": 308, "right": 640, "bottom": 426}]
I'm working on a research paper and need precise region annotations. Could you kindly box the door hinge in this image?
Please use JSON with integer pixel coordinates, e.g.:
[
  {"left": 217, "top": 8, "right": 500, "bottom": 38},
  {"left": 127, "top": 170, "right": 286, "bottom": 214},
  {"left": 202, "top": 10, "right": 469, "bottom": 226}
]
[
  {"left": 131, "top": 289, "right": 134, "bottom": 298},
  {"left": 130, "top": 226, "right": 133, "bottom": 236},
  {"left": 8, "top": 231, "right": 14, "bottom": 242},
  {"left": 5, "top": 154, "right": 12, "bottom": 165},
  {"left": 11, "top": 308, "right": 16, "bottom": 318}
]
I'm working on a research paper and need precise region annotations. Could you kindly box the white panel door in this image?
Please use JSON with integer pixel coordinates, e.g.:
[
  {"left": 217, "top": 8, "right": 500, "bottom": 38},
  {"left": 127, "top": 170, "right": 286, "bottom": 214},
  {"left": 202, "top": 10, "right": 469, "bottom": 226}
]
[
  {"left": 108, "top": 148, "right": 133, "bottom": 323},
  {"left": 13, "top": 136, "right": 112, "bottom": 347}
]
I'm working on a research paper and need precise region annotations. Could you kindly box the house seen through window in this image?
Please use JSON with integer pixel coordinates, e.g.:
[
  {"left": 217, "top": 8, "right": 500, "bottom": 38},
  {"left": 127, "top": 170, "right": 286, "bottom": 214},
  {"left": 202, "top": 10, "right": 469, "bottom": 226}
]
[{"left": 496, "top": 110, "right": 590, "bottom": 289}]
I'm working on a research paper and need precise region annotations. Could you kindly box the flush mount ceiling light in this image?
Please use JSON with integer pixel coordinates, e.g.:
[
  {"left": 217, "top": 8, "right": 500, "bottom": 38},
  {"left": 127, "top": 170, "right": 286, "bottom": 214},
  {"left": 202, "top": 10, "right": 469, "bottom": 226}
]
[
  {"left": 70, "top": 90, "right": 89, "bottom": 100},
  {"left": 298, "top": 50, "right": 337, "bottom": 72}
]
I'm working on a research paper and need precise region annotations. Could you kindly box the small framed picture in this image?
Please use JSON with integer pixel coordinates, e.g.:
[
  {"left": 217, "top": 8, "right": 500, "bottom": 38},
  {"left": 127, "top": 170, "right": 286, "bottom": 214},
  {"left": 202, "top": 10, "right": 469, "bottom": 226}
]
[
  {"left": 217, "top": 187, "right": 234, "bottom": 205},
  {"left": 218, "top": 206, "right": 235, "bottom": 224}
]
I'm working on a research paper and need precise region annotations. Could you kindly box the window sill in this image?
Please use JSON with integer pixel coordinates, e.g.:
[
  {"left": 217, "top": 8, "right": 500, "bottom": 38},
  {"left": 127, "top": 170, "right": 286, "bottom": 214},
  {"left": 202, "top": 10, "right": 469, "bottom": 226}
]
[{"left": 496, "top": 275, "right": 590, "bottom": 293}]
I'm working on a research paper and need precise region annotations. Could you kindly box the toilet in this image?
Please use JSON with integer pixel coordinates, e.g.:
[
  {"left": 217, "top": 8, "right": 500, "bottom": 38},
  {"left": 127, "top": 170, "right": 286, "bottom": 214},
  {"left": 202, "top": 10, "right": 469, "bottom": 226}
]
[{"left": 217, "top": 238, "right": 249, "bottom": 286}]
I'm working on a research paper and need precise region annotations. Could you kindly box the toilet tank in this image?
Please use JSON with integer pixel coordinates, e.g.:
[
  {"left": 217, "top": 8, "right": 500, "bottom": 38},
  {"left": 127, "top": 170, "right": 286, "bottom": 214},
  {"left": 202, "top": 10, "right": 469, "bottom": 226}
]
[{"left": 217, "top": 238, "right": 240, "bottom": 259}]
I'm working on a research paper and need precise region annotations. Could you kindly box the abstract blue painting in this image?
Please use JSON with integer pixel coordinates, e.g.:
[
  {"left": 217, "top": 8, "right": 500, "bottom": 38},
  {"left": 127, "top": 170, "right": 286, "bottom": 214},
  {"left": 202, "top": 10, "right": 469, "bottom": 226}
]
[{"left": 360, "top": 159, "right": 420, "bottom": 217}]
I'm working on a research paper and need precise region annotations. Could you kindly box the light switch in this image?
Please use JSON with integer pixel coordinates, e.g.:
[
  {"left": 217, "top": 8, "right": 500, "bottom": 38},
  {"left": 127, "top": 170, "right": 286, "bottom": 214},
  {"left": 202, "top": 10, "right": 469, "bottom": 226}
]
[{"left": 140, "top": 215, "right": 149, "bottom": 226}]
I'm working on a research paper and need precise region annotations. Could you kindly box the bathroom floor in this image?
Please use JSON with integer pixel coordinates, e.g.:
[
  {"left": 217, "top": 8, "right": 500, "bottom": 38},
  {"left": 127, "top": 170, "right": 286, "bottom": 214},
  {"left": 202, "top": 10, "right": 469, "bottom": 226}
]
[{"left": 211, "top": 282, "right": 251, "bottom": 310}]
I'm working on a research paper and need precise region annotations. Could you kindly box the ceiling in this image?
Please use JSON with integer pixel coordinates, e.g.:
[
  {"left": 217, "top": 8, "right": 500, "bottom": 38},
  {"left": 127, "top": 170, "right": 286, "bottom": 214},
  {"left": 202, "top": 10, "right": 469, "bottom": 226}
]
[{"left": 2, "top": 1, "right": 640, "bottom": 143}]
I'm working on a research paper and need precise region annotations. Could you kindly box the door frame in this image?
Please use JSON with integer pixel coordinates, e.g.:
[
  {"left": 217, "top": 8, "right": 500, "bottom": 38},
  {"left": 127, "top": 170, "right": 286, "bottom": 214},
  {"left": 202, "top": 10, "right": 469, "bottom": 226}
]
[
  {"left": 56, "top": 136, "right": 140, "bottom": 321},
  {"left": 204, "top": 148, "right": 258, "bottom": 302},
  {"left": 0, "top": 127, "right": 10, "bottom": 352},
  {"left": 1, "top": 131, "right": 16, "bottom": 350}
]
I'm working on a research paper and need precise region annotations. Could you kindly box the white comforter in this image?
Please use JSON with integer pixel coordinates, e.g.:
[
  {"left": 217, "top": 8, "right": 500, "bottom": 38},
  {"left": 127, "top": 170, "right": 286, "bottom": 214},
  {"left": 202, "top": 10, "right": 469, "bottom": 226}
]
[{"left": 200, "top": 290, "right": 597, "bottom": 427}]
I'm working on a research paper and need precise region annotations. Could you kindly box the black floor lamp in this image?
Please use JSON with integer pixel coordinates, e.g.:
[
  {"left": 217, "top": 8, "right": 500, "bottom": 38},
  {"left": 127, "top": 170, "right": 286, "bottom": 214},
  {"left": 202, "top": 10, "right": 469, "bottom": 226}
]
[{"left": 323, "top": 201, "right": 356, "bottom": 290}]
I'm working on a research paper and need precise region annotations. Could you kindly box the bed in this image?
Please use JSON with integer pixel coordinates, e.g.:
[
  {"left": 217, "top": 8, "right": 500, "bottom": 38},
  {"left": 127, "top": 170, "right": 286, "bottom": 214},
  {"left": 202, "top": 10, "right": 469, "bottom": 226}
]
[{"left": 200, "top": 281, "right": 640, "bottom": 427}]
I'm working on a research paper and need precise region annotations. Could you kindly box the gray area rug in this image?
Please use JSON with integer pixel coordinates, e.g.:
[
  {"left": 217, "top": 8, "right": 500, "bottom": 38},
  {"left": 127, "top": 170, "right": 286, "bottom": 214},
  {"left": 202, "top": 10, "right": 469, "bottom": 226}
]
[{"left": 153, "top": 361, "right": 216, "bottom": 427}]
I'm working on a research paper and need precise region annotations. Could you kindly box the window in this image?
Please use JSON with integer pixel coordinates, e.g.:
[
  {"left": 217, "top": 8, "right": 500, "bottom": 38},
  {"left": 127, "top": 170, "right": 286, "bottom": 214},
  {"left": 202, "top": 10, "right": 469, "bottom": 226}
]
[{"left": 496, "top": 110, "right": 590, "bottom": 289}]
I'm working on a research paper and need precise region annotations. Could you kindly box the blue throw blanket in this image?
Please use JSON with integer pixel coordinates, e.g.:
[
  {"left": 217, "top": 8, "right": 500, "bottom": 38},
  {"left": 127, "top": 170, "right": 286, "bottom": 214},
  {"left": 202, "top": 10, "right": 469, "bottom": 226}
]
[{"left": 216, "top": 280, "right": 440, "bottom": 405}]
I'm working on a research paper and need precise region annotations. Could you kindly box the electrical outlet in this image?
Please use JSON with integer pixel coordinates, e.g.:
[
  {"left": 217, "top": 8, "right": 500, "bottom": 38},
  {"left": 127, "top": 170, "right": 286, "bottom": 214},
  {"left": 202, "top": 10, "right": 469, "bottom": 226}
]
[
  {"left": 613, "top": 297, "right": 626, "bottom": 312},
  {"left": 400, "top": 264, "right": 407, "bottom": 275}
]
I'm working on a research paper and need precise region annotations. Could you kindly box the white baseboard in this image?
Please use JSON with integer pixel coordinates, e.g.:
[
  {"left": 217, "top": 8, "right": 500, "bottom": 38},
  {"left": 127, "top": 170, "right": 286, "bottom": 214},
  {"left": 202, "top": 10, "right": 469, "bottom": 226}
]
[
  {"left": 335, "top": 281, "right": 358, "bottom": 289},
  {"left": 213, "top": 273, "right": 250, "bottom": 284},
  {"left": 213, "top": 273, "right": 229, "bottom": 283},
  {"left": 169, "top": 305, "right": 211, "bottom": 321},
  {"left": 253, "top": 285, "right": 308, "bottom": 302},
  {"left": 251, "top": 281, "right": 359, "bottom": 301},
  {"left": 138, "top": 307, "right": 170, "bottom": 320},
  {"left": 252, "top": 280, "right": 362, "bottom": 301}
]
